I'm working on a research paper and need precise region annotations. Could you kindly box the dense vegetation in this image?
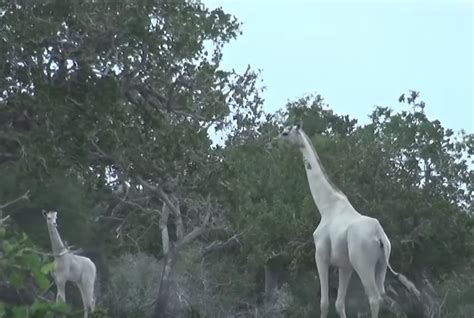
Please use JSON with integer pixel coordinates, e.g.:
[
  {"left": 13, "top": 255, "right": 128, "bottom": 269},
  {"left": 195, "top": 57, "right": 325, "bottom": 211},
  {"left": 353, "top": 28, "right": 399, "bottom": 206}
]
[{"left": 1, "top": 1, "right": 472, "bottom": 317}]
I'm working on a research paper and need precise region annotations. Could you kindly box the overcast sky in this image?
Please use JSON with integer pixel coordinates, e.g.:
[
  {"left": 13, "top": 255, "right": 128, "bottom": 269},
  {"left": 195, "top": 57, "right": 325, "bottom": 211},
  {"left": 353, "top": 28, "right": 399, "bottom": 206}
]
[{"left": 204, "top": 0, "right": 473, "bottom": 133}]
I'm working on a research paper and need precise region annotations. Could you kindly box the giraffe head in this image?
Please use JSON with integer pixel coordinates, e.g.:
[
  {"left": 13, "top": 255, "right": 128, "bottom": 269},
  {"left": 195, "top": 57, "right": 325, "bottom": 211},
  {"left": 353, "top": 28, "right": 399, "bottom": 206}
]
[
  {"left": 276, "top": 122, "right": 304, "bottom": 147},
  {"left": 42, "top": 210, "right": 58, "bottom": 226}
]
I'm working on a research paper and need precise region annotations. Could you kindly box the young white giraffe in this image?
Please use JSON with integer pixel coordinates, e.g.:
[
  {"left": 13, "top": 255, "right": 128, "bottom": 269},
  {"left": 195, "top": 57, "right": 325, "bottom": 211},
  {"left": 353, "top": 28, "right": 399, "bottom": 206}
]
[
  {"left": 276, "top": 124, "right": 419, "bottom": 318},
  {"left": 43, "top": 210, "right": 96, "bottom": 318}
]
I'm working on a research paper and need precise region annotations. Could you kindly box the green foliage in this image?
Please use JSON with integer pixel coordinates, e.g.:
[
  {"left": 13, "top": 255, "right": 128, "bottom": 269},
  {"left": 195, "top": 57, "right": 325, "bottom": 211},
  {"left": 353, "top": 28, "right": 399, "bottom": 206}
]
[
  {"left": 441, "top": 269, "right": 474, "bottom": 317},
  {"left": 0, "top": 219, "right": 70, "bottom": 317}
]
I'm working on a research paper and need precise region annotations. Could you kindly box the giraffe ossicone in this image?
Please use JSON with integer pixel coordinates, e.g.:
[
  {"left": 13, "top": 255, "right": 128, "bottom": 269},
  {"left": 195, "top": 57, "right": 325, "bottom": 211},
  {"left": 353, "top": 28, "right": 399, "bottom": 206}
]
[
  {"left": 276, "top": 124, "right": 420, "bottom": 318},
  {"left": 43, "top": 210, "right": 96, "bottom": 318}
]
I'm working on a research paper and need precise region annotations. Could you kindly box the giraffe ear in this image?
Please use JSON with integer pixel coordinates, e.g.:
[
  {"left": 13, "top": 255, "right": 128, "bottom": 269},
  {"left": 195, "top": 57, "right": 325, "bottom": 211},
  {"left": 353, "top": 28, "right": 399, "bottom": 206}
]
[
  {"left": 42, "top": 209, "right": 47, "bottom": 217},
  {"left": 296, "top": 121, "right": 303, "bottom": 130}
]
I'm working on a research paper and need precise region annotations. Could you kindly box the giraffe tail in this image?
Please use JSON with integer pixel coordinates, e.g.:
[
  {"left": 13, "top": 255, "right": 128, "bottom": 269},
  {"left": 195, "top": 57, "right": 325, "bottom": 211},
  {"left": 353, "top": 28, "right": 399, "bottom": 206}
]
[{"left": 380, "top": 238, "right": 421, "bottom": 299}]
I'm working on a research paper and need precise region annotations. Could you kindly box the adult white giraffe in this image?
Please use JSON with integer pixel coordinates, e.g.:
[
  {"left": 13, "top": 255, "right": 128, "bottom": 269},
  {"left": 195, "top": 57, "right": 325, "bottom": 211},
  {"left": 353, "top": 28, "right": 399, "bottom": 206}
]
[
  {"left": 276, "top": 124, "right": 419, "bottom": 318},
  {"left": 43, "top": 210, "right": 96, "bottom": 318}
]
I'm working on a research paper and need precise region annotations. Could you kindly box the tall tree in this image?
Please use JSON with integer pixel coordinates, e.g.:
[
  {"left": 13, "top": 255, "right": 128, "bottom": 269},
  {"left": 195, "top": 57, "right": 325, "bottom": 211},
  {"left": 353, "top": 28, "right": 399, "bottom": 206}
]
[{"left": 1, "top": 0, "right": 263, "bottom": 316}]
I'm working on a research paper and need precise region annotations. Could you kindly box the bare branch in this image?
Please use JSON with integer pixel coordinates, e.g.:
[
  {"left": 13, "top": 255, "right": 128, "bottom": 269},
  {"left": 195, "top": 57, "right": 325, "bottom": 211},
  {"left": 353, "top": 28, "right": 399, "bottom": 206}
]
[
  {"left": 202, "top": 234, "right": 241, "bottom": 257},
  {"left": 137, "top": 176, "right": 214, "bottom": 251},
  {"left": 89, "top": 139, "right": 116, "bottom": 164},
  {"left": 172, "top": 109, "right": 208, "bottom": 122},
  {"left": 0, "top": 190, "right": 30, "bottom": 209},
  {"left": 0, "top": 131, "right": 23, "bottom": 144},
  {"left": 136, "top": 175, "right": 180, "bottom": 216},
  {"left": 119, "top": 197, "right": 151, "bottom": 212},
  {"left": 132, "top": 84, "right": 168, "bottom": 105},
  {"left": 175, "top": 209, "right": 211, "bottom": 251},
  {"left": 135, "top": 218, "right": 158, "bottom": 243},
  {"left": 160, "top": 202, "right": 171, "bottom": 255},
  {"left": 0, "top": 152, "right": 18, "bottom": 164},
  {"left": 173, "top": 198, "right": 184, "bottom": 241},
  {"left": 126, "top": 234, "right": 141, "bottom": 253},
  {"left": 0, "top": 215, "right": 11, "bottom": 226}
]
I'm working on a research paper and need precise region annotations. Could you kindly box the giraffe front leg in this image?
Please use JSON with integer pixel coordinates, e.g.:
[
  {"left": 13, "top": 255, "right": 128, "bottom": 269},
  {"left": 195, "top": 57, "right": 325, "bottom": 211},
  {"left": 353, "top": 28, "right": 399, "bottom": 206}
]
[
  {"left": 55, "top": 278, "right": 66, "bottom": 304},
  {"left": 335, "top": 267, "right": 353, "bottom": 318},
  {"left": 315, "top": 247, "right": 330, "bottom": 318}
]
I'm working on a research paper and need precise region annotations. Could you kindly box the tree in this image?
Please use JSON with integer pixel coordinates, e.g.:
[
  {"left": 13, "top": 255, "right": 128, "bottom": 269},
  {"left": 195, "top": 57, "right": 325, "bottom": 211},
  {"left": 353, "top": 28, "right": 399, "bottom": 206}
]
[{"left": 1, "top": 0, "right": 263, "bottom": 316}]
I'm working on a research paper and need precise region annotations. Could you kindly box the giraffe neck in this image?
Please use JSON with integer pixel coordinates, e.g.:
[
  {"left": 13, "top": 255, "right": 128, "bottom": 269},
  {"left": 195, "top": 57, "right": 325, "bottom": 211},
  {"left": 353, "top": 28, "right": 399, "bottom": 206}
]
[
  {"left": 46, "top": 223, "right": 66, "bottom": 256},
  {"left": 298, "top": 131, "right": 349, "bottom": 216}
]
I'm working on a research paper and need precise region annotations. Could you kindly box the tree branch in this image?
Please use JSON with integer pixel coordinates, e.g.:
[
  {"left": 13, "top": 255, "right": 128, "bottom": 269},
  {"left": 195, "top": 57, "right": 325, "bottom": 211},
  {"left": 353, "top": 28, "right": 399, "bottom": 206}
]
[
  {"left": 202, "top": 234, "right": 241, "bottom": 257},
  {"left": 136, "top": 176, "right": 180, "bottom": 216},
  {"left": 89, "top": 138, "right": 116, "bottom": 164},
  {"left": 172, "top": 197, "right": 184, "bottom": 241},
  {"left": 160, "top": 202, "right": 171, "bottom": 255},
  {"left": 137, "top": 176, "right": 213, "bottom": 251},
  {"left": 0, "top": 190, "right": 30, "bottom": 209},
  {"left": 0, "top": 152, "right": 18, "bottom": 164},
  {"left": 175, "top": 209, "right": 211, "bottom": 251},
  {"left": 0, "top": 215, "right": 10, "bottom": 226}
]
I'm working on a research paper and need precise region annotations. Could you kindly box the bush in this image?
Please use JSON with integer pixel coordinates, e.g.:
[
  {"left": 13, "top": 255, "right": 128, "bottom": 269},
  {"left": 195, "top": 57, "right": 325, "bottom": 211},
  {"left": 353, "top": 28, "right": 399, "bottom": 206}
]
[
  {"left": 104, "top": 252, "right": 161, "bottom": 318},
  {"left": 440, "top": 268, "right": 474, "bottom": 318}
]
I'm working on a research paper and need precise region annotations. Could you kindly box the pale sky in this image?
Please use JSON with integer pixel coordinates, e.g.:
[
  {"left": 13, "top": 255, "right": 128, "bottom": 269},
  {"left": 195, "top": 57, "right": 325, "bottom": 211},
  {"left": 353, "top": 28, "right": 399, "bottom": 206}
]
[{"left": 204, "top": 0, "right": 473, "bottom": 133}]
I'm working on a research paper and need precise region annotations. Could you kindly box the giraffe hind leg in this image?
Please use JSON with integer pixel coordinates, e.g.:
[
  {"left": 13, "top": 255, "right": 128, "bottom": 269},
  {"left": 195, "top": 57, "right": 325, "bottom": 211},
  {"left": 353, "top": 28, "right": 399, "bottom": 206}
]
[
  {"left": 348, "top": 236, "right": 382, "bottom": 318},
  {"left": 350, "top": 258, "right": 381, "bottom": 318},
  {"left": 375, "top": 260, "right": 387, "bottom": 296},
  {"left": 81, "top": 273, "right": 96, "bottom": 313},
  {"left": 77, "top": 282, "right": 89, "bottom": 318}
]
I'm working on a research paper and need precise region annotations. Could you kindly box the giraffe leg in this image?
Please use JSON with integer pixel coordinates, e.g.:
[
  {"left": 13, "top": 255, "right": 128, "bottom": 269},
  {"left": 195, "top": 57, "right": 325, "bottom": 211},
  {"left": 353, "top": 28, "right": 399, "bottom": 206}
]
[
  {"left": 78, "top": 274, "right": 96, "bottom": 317},
  {"left": 375, "top": 260, "right": 387, "bottom": 296},
  {"left": 335, "top": 267, "right": 353, "bottom": 318},
  {"left": 77, "top": 282, "right": 88, "bottom": 318},
  {"left": 348, "top": 242, "right": 382, "bottom": 317},
  {"left": 315, "top": 247, "right": 330, "bottom": 318},
  {"left": 352, "top": 258, "right": 381, "bottom": 318},
  {"left": 55, "top": 278, "right": 66, "bottom": 304},
  {"left": 84, "top": 275, "right": 96, "bottom": 313},
  {"left": 362, "top": 275, "right": 381, "bottom": 318}
]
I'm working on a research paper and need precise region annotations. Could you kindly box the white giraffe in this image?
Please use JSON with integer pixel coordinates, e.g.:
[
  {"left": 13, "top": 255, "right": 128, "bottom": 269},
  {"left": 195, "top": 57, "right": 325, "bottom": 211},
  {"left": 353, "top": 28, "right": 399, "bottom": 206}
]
[
  {"left": 276, "top": 124, "right": 419, "bottom": 318},
  {"left": 43, "top": 210, "right": 96, "bottom": 318}
]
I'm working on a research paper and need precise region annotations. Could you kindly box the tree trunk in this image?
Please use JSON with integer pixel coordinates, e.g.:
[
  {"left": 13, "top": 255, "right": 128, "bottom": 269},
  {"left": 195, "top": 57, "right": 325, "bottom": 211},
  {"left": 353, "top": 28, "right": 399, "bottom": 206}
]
[
  {"left": 264, "top": 264, "right": 277, "bottom": 301},
  {"left": 153, "top": 250, "right": 178, "bottom": 318}
]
